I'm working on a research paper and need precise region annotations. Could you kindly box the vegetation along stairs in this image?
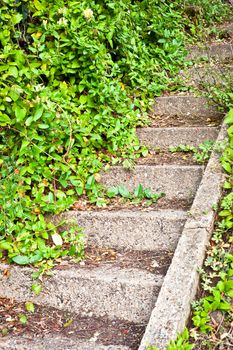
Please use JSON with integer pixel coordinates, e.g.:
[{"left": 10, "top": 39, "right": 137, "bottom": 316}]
[{"left": 0, "top": 28, "right": 232, "bottom": 350}]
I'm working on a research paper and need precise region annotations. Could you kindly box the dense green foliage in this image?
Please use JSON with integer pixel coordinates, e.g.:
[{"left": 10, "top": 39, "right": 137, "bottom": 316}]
[{"left": 0, "top": 0, "right": 230, "bottom": 266}]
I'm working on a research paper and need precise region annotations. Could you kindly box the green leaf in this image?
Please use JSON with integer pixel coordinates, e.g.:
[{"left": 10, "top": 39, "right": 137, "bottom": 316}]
[
  {"left": 217, "top": 280, "right": 225, "bottom": 292},
  {"left": 79, "top": 95, "right": 87, "bottom": 104},
  {"left": 31, "top": 283, "right": 42, "bottom": 296},
  {"left": 25, "top": 302, "right": 35, "bottom": 313},
  {"left": 143, "top": 188, "right": 153, "bottom": 199},
  {"left": 34, "top": 0, "right": 44, "bottom": 11},
  {"left": 0, "top": 113, "right": 12, "bottom": 126},
  {"left": 118, "top": 185, "right": 131, "bottom": 198},
  {"left": 0, "top": 242, "right": 12, "bottom": 251},
  {"left": 19, "top": 314, "right": 27, "bottom": 325},
  {"left": 12, "top": 255, "right": 31, "bottom": 265},
  {"left": 29, "top": 252, "right": 43, "bottom": 264},
  {"left": 219, "top": 210, "right": 231, "bottom": 217},
  {"left": 12, "top": 13, "right": 23, "bottom": 25},
  {"left": 34, "top": 106, "right": 44, "bottom": 121},
  {"left": 8, "top": 66, "right": 18, "bottom": 78},
  {"left": 227, "top": 290, "right": 233, "bottom": 298},
  {"left": 225, "top": 109, "right": 233, "bottom": 125},
  {"left": 223, "top": 181, "right": 232, "bottom": 189},
  {"left": 63, "top": 319, "right": 73, "bottom": 328},
  {"left": 222, "top": 161, "right": 232, "bottom": 174},
  {"left": 15, "top": 106, "right": 27, "bottom": 122},
  {"left": 25, "top": 116, "right": 34, "bottom": 126},
  {"left": 9, "top": 90, "right": 20, "bottom": 102},
  {"left": 38, "top": 124, "right": 49, "bottom": 129},
  {"left": 227, "top": 125, "right": 233, "bottom": 136},
  {"left": 107, "top": 186, "right": 119, "bottom": 198},
  {"left": 85, "top": 175, "right": 95, "bottom": 189},
  {"left": 134, "top": 184, "right": 143, "bottom": 198},
  {"left": 20, "top": 140, "right": 30, "bottom": 153}
]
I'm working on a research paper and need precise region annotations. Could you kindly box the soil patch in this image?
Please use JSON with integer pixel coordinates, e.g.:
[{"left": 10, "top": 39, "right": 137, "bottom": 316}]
[
  {"left": 71, "top": 196, "right": 191, "bottom": 211},
  {"left": 54, "top": 247, "right": 173, "bottom": 276},
  {"left": 149, "top": 114, "right": 222, "bottom": 128},
  {"left": 137, "top": 150, "right": 200, "bottom": 166},
  {"left": 0, "top": 298, "right": 145, "bottom": 349}
]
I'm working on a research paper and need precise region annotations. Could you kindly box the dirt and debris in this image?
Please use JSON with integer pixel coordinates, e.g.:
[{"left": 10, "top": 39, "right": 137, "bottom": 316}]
[
  {"left": 137, "top": 149, "right": 199, "bottom": 166},
  {"left": 0, "top": 298, "right": 145, "bottom": 349},
  {"left": 150, "top": 113, "right": 222, "bottom": 128},
  {"left": 54, "top": 246, "right": 173, "bottom": 276}
]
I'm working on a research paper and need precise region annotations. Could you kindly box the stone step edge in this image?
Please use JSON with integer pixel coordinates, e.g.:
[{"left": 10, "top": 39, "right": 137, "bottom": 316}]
[
  {"left": 0, "top": 263, "right": 163, "bottom": 324},
  {"left": 139, "top": 122, "right": 227, "bottom": 350},
  {"left": 137, "top": 126, "right": 219, "bottom": 148}
]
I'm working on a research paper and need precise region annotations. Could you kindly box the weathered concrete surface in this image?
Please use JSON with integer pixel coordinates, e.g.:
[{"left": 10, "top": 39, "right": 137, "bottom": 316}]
[
  {"left": 219, "top": 23, "right": 233, "bottom": 37},
  {"left": 58, "top": 209, "right": 186, "bottom": 251},
  {"left": 137, "top": 126, "right": 219, "bottom": 148},
  {"left": 152, "top": 96, "right": 222, "bottom": 118},
  {"left": 101, "top": 165, "right": 204, "bottom": 202},
  {"left": 186, "top": 123, "right": 227, "bottom": 230},
  {"left": 188, "top": 42, "right": 233, "bottom": 61},
  {"left": 0, "top": 335, "right": 130, "bottom": 350},
  {"left": 139, "top": 123, "right": 226, "bottom": 349},
  {"left": 0, "top": 264, "right": 163, "bottom": 323},
  {"left": 180, "top": 65, "right": 233, "bottom": 86}
]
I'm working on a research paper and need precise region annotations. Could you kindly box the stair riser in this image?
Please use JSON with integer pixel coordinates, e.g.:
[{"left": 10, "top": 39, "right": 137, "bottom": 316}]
[
  {"left": 101, "top": 166, "right": 203, "bottom": 202},
  {"left": 0, "top": 265, "right": 163, "bottom": 323},
  {"left": 137, "top": 127, "right": 219, "bottom": 148}
]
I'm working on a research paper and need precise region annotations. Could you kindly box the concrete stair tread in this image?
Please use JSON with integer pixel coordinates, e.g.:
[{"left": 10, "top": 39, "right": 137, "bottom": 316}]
[
  {"left": 219, "top": 23, "right": 233, "bottom": 37},
  {"left": 151, "top": 95, "right": 223, "bottom": 119},
  {"left": 0, "top": 263, "right": 163, "bottom": 323},
  {"left": 180, "top": 63, "right": 233, "bottom": 87},
  {"left": 137, "top": 126, "right": 219, "bottom": 148},
  {"left": 0, "top": 334, "right": 131, "bottom": 350},
  {"left": 101, "top": 164, "right": 204, "bottom": 202},
  {"left": 187, "top": 42, "right": 233, "bottom": 61},
  {"left": 59, "top": 209, "right": 187, "bottom": 251},
  {"left": 0, "top": 296, "right": 145, "bottom": 349}
]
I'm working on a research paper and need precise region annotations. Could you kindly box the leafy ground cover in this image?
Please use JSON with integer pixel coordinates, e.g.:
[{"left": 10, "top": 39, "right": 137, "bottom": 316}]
[{"left": 1, "top": 0, "right": 230, "bottom": 268}]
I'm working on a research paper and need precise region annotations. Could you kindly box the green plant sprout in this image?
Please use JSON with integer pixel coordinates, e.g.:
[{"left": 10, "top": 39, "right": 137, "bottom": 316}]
[{"left": 106, "top": 184, "right": 165, "bottom": 206}]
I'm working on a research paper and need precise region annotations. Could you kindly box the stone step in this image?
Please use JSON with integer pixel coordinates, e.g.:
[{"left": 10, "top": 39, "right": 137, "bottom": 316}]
[
  {"left": 0, "top": 335, "right": 131, "bottom": 350},
  {"left": 101, "top": 165, "right": 204, "bottom": 202},
  {"left": 219, "top": 23, "right": 233, "bottom": 37},
  {"left": 0, "top": 263, "right": 163, "bottom": 324},
  {"left": 59, "top": 209, "right": 186, "bottom": 251},
  {"left": 180, "top": 64, "right": 233, "bottom": 87},
  {"left": 187, "top": 42, "right": 233, "bottom": 61},
  {"left": 0, "top": 296, "right": 145, "bottom": 349},
  {"left": 152, "top": 96, "right": 222, "bottom": 119},
  {"left": 137, "top": 126, "right": 219, "bottom": 148}
]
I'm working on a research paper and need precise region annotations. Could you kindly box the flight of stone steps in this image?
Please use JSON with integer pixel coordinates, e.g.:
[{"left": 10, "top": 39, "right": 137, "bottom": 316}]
[{"left": 0, "top": 26, "right": 232, "bottom": 350}]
